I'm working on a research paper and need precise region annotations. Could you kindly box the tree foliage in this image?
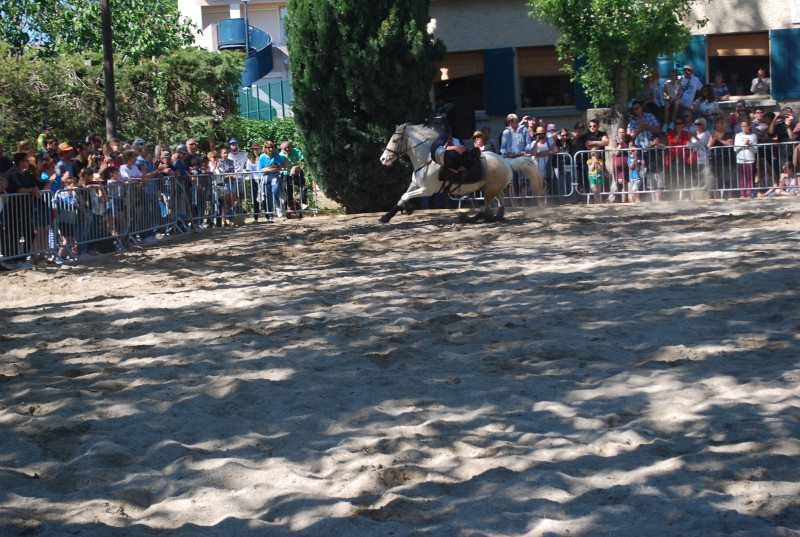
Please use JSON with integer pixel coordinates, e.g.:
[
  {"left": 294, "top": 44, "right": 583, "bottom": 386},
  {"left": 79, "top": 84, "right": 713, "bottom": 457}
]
[
  {"left": 220, "top": 116, "right": 302, "bottom": 150},
  {"left": 0, "top": 0, "right": 197, "bottom": 59},
  {"left": 527, "top": 0, "right": 708, "bottom": 118},
  {"left": 286, "top": 0, "right": 445, "bottom": 213},
  {"left": 0, "top": 43, "right": 243, "bottom": 148}
]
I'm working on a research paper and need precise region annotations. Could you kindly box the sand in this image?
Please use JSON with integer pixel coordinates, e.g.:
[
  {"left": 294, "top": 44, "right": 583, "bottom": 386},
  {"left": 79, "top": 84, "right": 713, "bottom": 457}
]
[{"left": 1, "top": 200, "right": 800, "bottom": 536}]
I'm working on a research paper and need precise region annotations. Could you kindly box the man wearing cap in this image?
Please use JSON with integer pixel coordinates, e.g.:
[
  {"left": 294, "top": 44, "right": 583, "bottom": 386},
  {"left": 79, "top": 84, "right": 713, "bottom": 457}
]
[
  {"left": 227, "top": 138, "right": 249, "bottom": 174},
  {"left": 173, "top": 145, "right": 190, "bottom": 176},
  {"left": 679, "top": 65, "right": 703, "bottom": 111}
]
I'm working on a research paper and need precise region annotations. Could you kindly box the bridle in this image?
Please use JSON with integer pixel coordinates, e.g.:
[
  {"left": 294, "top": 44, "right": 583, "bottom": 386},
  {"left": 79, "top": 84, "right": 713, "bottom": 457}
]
[{"left": 383, "top": 123, "right": 429, "bottom": 161}]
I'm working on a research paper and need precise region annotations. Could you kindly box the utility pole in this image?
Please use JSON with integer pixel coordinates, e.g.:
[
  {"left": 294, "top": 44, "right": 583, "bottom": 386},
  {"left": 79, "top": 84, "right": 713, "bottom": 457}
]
[{"left": 100, "top": 0, "right": 117, "bottom": 140}]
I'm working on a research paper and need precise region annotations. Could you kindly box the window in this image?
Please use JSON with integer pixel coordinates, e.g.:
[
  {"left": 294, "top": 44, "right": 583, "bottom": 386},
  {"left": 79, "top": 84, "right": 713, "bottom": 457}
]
[
  {"left": 434, "top": 51, "right": 485, "bottom": 113},
  {"left": 517, "top": 46, "right": 574, "bottom": 107},
  {"left": 706, "top": 32, "right": 769, "bottom": 96}
]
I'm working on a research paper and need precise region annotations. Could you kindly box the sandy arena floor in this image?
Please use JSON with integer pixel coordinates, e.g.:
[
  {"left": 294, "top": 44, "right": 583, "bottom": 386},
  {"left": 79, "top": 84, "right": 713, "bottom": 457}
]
[{"left": 2, "top": 200, "right": 800, "bottom": 536}]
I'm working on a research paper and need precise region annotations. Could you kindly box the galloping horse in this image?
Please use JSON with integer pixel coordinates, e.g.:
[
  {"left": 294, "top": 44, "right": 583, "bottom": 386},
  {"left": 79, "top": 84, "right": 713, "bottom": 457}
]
[{"left": 378, "top": 122, "right": 544, "bottom": 223}]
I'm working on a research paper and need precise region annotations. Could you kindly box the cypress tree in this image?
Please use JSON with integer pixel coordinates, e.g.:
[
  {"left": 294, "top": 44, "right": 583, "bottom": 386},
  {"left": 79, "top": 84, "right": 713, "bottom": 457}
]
[{"left": 286, "top": 0, "right": 445, "bottom": 213}]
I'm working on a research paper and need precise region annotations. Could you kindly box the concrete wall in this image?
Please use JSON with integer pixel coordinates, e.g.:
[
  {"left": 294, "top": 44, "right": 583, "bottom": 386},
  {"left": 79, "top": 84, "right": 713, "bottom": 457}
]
[
  {"left": 430, "top": 0, "right": 558, "bottom": 52},
  {"left": 691, "top": 0, "right": 795, "bottom": 34}
]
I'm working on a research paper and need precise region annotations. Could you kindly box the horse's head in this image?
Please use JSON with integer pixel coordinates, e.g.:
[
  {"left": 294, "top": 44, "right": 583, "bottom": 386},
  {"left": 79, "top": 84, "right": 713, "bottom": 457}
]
[{"left": 379, "top": 124, "right": 408, "bottom": 167}]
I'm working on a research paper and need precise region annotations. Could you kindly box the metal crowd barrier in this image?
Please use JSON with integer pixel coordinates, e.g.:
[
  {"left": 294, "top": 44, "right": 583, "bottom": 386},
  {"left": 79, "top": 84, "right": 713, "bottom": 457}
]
[
  {"left": 451, "top": 140, "right": 800, "bottom": 206},
  {"left": 1, "top": 171, "right": 320, "bottom": 268}
]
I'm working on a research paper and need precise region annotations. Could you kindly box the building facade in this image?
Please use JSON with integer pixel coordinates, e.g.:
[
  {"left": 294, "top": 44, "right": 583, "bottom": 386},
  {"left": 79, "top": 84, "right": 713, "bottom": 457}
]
[{"left": 180, "top": 0, "right": 800, "bottom": 133}]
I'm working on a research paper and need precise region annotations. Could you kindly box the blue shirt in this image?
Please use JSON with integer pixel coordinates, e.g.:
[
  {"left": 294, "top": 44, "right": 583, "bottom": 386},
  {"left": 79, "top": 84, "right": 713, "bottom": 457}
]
[{"left": 257, "top": 152, "right": 285, "bottom": 176}]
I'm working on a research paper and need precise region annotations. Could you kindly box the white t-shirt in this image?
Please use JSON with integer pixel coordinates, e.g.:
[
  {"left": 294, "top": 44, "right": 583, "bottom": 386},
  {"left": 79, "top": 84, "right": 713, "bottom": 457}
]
[
  {"left": 120, "top": 163, "right": 143, "bottom": 181},
  {"left": 228, "top": 150, "right": 249, "bottom": 173}
]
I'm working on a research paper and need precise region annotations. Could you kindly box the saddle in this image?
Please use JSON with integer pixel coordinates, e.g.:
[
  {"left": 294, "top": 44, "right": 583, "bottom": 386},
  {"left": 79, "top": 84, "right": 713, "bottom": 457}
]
[{"left": 437, "top": 148, "right": 485, "bottom": 194}]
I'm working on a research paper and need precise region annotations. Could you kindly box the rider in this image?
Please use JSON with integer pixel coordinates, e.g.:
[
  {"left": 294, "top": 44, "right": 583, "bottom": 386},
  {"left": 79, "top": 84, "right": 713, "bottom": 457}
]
[{"left": 430, "top": 103, "right": 478, "bottom": 172}]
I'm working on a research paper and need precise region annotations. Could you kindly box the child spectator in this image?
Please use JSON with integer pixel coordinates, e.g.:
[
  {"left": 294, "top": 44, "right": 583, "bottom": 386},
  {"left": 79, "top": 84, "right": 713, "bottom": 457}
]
[
  {"left": 628, "top": 147, "right": 644, "bottom": 203},
  {"left": 586, "top": 151, "right": 604, "bottom": 204}
]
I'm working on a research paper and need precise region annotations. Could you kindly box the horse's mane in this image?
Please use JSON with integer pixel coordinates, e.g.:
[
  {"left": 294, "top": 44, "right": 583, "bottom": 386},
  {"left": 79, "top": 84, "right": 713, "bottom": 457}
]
[{"left": 405, "top": 122, "right": 439, "bottom": 141}]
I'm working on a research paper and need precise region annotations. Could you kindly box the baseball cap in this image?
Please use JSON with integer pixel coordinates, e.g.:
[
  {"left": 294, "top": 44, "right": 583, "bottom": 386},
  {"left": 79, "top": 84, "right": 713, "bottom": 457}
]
[
  {"left": 535, "top": 126, "right": 546, "bottom": 134},
  {"left": 160, "top": 150, "right": 172, "bottom": 158},
  {"left": 683, "top": 64, "right": 693, "bottom": 71},
  {"left": 132, "top": 138, "right": 147, "bottom": 147},
  {"left": 546, "top": 123, "right": 556, "bottom": 132},
  {"left": 58, "top": 142, "right": 73, "bottom": 153},
  {"left": 42, "top": 124, "right": 53, "bottom": 131},
  {"left": 229, "top": 138, "right": 239, "bottom": 144},
  {"left": 175, "top": 144, "right": 188, "bottom": 154}
]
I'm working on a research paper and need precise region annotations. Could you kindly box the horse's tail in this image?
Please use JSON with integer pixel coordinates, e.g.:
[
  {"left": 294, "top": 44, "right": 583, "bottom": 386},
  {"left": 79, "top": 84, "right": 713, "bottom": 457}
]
[{"left": 508, "top": 157, "right": 546, "bottom": 197}]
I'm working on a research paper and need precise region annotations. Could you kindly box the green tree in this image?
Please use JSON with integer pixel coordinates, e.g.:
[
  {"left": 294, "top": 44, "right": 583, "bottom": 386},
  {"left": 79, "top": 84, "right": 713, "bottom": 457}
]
[
  {"left": 0, "top": 0, "right": 196, "bottom": 59},
  {"left": 0, "top": 45, "right": 242, "bottom": 148},
  {"left": 286, "top": 0, "right": 445, "bottom": 213},
  {"left": 527, "top": 0, "right": 708, "bottom": 121}
]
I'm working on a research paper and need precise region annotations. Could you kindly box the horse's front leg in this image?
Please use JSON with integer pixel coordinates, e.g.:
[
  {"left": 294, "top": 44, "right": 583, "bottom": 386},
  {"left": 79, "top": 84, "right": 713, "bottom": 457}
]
[{"left": 379, "top": 181, "right": 434, "bottom": 223}]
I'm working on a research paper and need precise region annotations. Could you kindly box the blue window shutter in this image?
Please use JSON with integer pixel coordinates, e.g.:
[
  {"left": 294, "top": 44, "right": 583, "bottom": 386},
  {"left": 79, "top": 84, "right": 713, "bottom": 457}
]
[
  {"left": 483, "top": 48, "right": 516, "bottom": 115},
  {"left": 770, "top": 29, "right": 800, "bottom": 99},
  {"left": 677, "top": 35, "right": 707, "bottom": 82}
]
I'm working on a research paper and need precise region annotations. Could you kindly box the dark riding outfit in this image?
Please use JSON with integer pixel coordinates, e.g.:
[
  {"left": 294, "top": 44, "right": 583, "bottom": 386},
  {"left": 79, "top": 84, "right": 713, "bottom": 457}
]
[{"left": 430, "top": 107, "right": 479, "bottom": 171}]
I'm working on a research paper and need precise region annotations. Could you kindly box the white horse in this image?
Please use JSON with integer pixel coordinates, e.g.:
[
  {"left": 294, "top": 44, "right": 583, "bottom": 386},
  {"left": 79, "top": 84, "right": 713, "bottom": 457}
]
[{"left": 378, "top": 122, "right": 544, "bottom": 223}]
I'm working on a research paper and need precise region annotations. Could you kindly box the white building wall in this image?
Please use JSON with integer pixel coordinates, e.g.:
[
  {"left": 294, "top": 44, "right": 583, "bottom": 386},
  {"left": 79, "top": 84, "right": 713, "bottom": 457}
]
[
  {"left": 692, "top": 0, "right": 795, "bottom": 33},
  {"left": 430, "top": 0, "right": 558, "bottom": 52}
]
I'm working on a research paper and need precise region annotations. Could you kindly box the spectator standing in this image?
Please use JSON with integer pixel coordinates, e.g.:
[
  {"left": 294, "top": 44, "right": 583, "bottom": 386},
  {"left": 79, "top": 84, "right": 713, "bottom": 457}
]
[
  {"left": 37, "top": 124, "right": 54, "bottom": 151},
  {"left": 3, "top": 153, "right": 38, "bottom": 267},
  {"left": 553, "top": 127, "right": 574, "bottom": 197},
  {"left": 627, "top": 147, "right": 643, "bottom": 203},
  {"left": 646, "top": 135, "right": 668, "bottom": 202},
  {"left": 734, "top": 120, "right": 758, "bottom": 198},
  {"left": 751, "top": 67, "right": 771, "bottom": 95},
  {"left": 708, "top": 118, "right": 734, "bottom": 198},
  {"left": 530, "top": 126, "right": 556, "bottom": 195},
  {"left": 227, "top": 138, "right": 249, "bottom": 174},
  {"left": 627, "top": 100, "right": 660, "bottom": 148},
  {"left": 257, "top": 141, "right": 285, "bottom": 222},
  {"left": 691, "top": 85, "right": 719, "bottom": 123},
  {"left": 667, "top": 118, "right": 691, "bottom": 167},
  {"left": 217, "top": 147, "right": 238, "bottom": 225},
  {"left": 679, "top": 65, "right": 703, "bottom": 112},
  {"left": 711, "top": 72, "right": 731, "bottom": 101},
  {"left": 500, "top": 113, "right": 528, "bottom": 203},
  {"left": 769, "top": 107, "right": 796, "bottom": 159},
  {"left": 611, "top": 128, "right": 631, "bottom": 203},
  {"left": 689, "top": 118, "right": 711, "bottom": 189},
  {"left": 586, "top": 151, "right": 604, "bottom": 204},
  {"left": 280, "top": 141, "right": 306, "bottom": 212},
  {"left": 480, "top": 127, "right": 498, "bottom": 154}
]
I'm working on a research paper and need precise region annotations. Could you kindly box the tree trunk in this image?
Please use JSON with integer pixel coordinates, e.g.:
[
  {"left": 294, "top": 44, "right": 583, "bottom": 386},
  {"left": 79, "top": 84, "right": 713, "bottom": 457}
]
[{"left": 613, "top": 66, "right": 629, "bottom": 134}]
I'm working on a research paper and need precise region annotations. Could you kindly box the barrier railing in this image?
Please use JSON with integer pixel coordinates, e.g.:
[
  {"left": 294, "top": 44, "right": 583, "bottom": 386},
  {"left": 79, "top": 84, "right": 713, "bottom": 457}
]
[
  {"left": 451, "top": 140, "right": 800, "bottom": 206},
  {"left": 1, "top": 171, "right": 319, "bottom": 269}
]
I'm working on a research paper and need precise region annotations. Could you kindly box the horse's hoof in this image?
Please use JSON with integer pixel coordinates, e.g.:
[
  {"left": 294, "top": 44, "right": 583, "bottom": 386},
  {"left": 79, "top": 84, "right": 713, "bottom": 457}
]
[
  {"left": 403, "top": 206, "right": 414, "bottom": 216},
  {"left": 379, "top": 215, "right": 390, "bottom": 224},
  {"left": 458, "top": 212, "right": 468, "bottom": 223}
]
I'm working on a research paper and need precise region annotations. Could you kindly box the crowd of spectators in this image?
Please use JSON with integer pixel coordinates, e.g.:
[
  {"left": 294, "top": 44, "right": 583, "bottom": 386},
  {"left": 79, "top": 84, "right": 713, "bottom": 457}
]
[
  {"left": 481, "top": 65, "right": 798, "bottom": 204},
  {"left": 0, "top": 131, "right": 306, "bottom": 270}
]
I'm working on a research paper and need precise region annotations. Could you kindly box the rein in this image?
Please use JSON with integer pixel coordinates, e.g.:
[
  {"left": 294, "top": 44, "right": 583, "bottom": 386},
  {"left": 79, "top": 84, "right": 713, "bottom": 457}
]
[{"left": 386, "top": 123, "right": 432, "bottom": 161}]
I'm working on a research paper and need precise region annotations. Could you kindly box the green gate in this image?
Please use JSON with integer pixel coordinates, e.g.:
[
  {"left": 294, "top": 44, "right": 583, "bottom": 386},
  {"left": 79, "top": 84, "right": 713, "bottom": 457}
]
[{"left": 238, "top": 79, "right": 293, "bottom": 121}]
